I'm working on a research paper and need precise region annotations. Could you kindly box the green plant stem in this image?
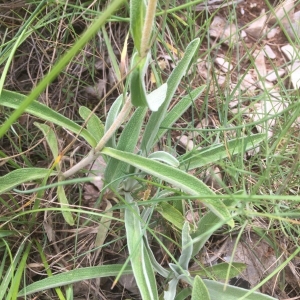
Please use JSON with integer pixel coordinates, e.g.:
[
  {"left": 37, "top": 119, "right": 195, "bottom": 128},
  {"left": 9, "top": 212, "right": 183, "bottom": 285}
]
[
  {"left": 62, "top": 96, "right": 132, "bottom": 178},
  {"left": 140, "top": 0, "right": 158, "bottom": 57}
]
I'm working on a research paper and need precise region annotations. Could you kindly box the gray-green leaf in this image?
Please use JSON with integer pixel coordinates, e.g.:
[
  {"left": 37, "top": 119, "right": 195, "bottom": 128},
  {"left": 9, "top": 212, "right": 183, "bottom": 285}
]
[{"left": 102, "top": 147, "right": 234, "bottom": 227}]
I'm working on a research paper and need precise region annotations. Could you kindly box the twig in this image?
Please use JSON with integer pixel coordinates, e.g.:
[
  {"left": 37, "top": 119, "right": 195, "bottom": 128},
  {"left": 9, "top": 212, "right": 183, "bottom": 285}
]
[
  {"left": 62, "top": 96, "right": 132, "bottom": 178},
  {"left": 95, "top": 96, "right": 132, "bottom": 152}
]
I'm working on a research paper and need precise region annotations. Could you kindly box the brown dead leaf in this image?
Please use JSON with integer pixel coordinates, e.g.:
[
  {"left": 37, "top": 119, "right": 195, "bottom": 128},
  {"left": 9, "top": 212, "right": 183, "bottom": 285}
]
[{"left": 224, "top": 233, "right": 280, "bottom": 294}]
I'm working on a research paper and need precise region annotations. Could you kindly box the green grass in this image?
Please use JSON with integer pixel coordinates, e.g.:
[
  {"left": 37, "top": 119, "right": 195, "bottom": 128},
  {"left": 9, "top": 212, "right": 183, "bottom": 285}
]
[{"left": 1, "top": 0, "right": 300, "bottom": 299}]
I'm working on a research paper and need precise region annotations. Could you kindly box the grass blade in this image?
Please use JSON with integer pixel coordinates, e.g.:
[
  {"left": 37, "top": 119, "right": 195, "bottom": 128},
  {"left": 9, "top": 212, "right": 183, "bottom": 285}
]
[
  {"left": 35, "top": 241, "right": 66, "bottom": 300},
  {"left": 0, "top": 1, "right": 47, "bottom": 94},
  {"left": 8, "top": 242, "right": 31, "bottom": 300},
  {"left": 0, "top": 242, "right": 25, "bottom": 300}
]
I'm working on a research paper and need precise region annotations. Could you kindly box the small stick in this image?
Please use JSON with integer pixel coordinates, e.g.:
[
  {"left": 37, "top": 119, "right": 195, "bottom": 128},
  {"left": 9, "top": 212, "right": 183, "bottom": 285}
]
[{"left": 62, "top": 96, "right": 132, "bottom": 178}]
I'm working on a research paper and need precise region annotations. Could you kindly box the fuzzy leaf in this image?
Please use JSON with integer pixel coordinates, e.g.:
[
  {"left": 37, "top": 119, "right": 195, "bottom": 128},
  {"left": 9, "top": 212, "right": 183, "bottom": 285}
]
[
  {"left": 130, "top": 0, "right": 146, "bottom": 54},
  {"left": 79, "top": 106, "right": 104, "bottom": 143},
  {"left": 203, "top": 279, "right": 277, "bottom": 300},
  {"left": 157, "top": 202, "right": 185, "bottom": 230},
  {"left": 178, "top": 222, "right": 193, "bottom": 271},
  {"left": 190, "top": 263, "right": 246, "bottom": 280},
  {"left": 102, "top": 147, "right": 234, "bottom": 227},
  {"left": 57, "top": 185, "right": 74, "bottom": 226},
  {"left": 141, "top": 38, "right": 200, "bottom": 153},
  {"left": 34, "top": 123, "right": 59, "bottom": 159},
  {"left": 105, "top": 94, "right": 123, "bottom": 148},
  {"left": 146, "top": 82, "right": 167, "bottom": 111},
  {"left": 104, "top": 107, "right": 147, "bottom": 190},
  {"left": 0, "top": 168, "right": 55, "bottom": 194},
  {"left": 192, "top": 276, "right": 210, "bottom": 300},
  {"left": 148, "top": 151, "right": 179, "bottom": 167},
  {"left": 124, "top": 193, "right": 158, "bottom": 300},
  {"left": 180, "top": 134, "right": 265, "bottom": 170},
  {"left": 18, "top": 265, "right": 133, "bottom": 297},
  {"left": 155, "top": 86, "right": 206, "bottom": 145},
  {"left": 0, "top": 90, "right": 96, "bottom": 146},
  {"left": 130, "top": 52, "right": 150, "bottom": 107}
]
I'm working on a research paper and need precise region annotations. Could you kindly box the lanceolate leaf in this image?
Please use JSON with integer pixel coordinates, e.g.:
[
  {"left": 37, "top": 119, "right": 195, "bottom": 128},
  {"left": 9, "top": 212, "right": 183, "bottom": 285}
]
[
  {"left": 178, "top": 222, "right": 193, "bottom": 271},
  {"left": 57, "top": 184, "right": 75, "bottom": 226},
  {"left": 0, "top": 168, "right": 55, "bottom": 194},
  {"left": 130, "top": 51, "right": 167, "bottom": 111},
  {"left": 104, "top": 107, "right": 147, "bottom": 190},
  {"left": 203, "top": 280, "right": 277, "bottom": 300},
  {"left": 141, "top": 38, "right": 200, "bottom": 153},
  {"left": 101, "top": 147, "right": 234, "bottom": 227},
  {"left": 143, "top": 234, "right": 170, "bottom": 278},
  {"left": 156, "top": 86, "right": 206, "bottom": 145},
  {"left": 130, "top": 52, "right": 149, "bottom": 107},
  {"left": 191, "top": 212, "right": 223, "bottom": 257},
  {"left": 130, "top": 0, "right": 146, "bottom": 54},
  {"left": 146, "top": 82, "right": 168, "bottom": 111},
  {"left": 190, "top": 263, "right": 246, "bottom": 280},
  {"left": 192, "top": 276, "right": 210, "bottom": 300},
  {"left": 180, "top": 133, "right": 265, "bottom": 170},
  {"left": 0, "top": 90, "right": 96, "bottom": 147},
  {"left": 34, "top": 123, "right": 59, "bottom": 158},
  {"left": 124, "top": 193, "right": 158, "bottom": 300},
  {"left": 157, "top": 202, "right": 185, "bottom": 230},
  {"left": 79, "top": 106, "right": 104, "bottom": 144},
  {"left": 18, "top": 265, "right": 133, "bottom": 297},
  {"left": 148, "top": 151, "right": 179, "bottom": 167},
  {"left": 105, "top": 94, "right": 123, "bottom": 148}
]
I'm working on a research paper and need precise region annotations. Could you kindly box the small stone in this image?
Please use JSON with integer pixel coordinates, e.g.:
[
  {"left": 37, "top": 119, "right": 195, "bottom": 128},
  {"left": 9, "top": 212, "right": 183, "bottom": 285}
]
[
  {"left": 215, "top": 57, "right": 233, "bottom": 72},
  {"left": 263, "top": 45, "right": 276, "bottom": 59},
  {"left": 245, "top": 9, "right": 267, "bottom": 38},
  {"left": 267, "top": 27, "right": 280, "bottom": 39},
  {"left": 265, "top": 69, "right": 285, "bottom": 82}
]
